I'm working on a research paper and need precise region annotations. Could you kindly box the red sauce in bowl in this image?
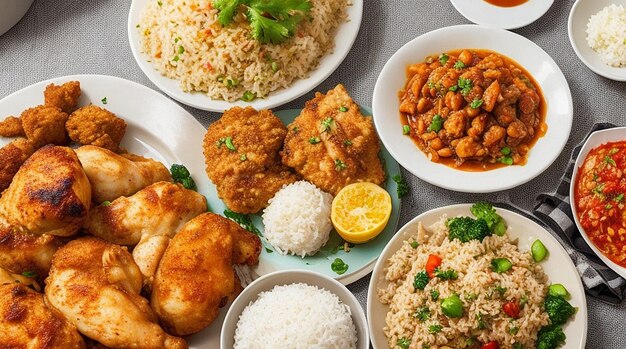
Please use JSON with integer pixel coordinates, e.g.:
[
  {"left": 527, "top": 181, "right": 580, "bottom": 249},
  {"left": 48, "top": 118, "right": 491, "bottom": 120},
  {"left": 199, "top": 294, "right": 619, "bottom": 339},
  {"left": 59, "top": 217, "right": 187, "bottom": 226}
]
[
  {"left": 484, "top": 0, "right": 529, "bottom": 7},
  {"left": 574, "top": 141, "right": 626, "bottom": 267}
]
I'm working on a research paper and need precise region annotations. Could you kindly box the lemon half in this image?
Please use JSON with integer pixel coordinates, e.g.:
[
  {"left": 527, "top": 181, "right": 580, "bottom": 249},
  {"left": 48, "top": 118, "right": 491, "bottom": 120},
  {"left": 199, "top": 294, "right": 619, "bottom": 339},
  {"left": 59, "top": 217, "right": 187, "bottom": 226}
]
[{"left": 331, "top": 182, "right": 392, "bottom": 244}]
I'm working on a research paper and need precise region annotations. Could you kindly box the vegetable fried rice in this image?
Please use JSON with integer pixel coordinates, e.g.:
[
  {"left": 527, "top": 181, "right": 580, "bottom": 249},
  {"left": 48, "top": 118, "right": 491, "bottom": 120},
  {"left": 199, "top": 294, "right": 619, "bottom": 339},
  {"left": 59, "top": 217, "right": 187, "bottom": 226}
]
[
  {"left": 378, "top": 216, "right": 551, "bottom": 349},
  {"left": 138, "top": 0, "right": 349, "bottom": 102}
]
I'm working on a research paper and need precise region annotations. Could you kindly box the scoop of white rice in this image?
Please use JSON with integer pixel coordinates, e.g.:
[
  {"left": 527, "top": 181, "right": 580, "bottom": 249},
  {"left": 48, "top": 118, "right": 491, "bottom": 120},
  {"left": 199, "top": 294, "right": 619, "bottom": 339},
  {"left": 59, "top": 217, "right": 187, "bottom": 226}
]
[
  {"left": 262, "top": 181, "right": 333, "bottom": 257},
  {"left": 234, "top": 283, "right": 357, "bottom": 349},
  {"left": 586, "top": 4, "right": 626, "bottom": 67}
]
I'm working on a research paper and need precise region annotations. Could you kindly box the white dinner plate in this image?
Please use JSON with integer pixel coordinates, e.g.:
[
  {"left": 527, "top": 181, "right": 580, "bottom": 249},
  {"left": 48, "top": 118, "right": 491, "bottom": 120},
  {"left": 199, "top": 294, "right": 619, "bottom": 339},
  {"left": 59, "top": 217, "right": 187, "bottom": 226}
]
[
  {"left": 372, "top": 25, "right": 573, "bottom": 193},
  {"left": 367, "top": 204, "right": 588, "bottom": 349},
  {"left": 568, "top": 0, "right": 626, "bottom": 81},
  {"left": 570, "top": 126, "right": 626, "bottom": 279},
  {"left": 127, "top": 0, "right": 363, "bottom": 112},
  {"left": 450, "top": 0, "right": 554, "bottom": 30},
  {"left": 0, "top": 74, "right": 223, "bottom": 348}
]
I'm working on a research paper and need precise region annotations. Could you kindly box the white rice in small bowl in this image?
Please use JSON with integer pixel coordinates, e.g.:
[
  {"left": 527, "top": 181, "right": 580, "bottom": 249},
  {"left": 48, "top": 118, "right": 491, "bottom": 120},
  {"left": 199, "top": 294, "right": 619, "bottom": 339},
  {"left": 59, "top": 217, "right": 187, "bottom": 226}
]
[
  {"left": 221, "top": 270, "right": 369, "bottom": 349},
  {"left": 586, "top": 4, "right": 626, "bottom": 67},
  {"left": 262, "top": 181, "right": 333, "bottom": 257}
]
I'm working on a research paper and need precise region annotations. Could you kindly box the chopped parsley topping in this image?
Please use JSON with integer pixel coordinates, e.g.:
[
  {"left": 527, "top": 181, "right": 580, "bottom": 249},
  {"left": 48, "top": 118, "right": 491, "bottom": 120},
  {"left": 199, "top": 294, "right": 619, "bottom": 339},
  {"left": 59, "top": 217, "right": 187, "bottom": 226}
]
[
  {"left": 321, "top": 117, "right": 334, "bottom": 132},
  {"left": 292, "top": 126, "right": 299, "bottom": 133},
  {"left": 339, "top": 106, "right": 348, "bottom": 112},
  {"left": 102, "top": 201, "right": 111, "bottom": 206},
  {"left": 101, "top": 97, "right": 108, "bottom": 104},
  {"left": 343, "top": 139, "right": 352, "bottom": 147},
  {"left": 413, "top": 270, "right": 430, "bottom": 290},
  {"left": 470, "top": 99, "right": 483, "bottom": 109},
  {"left": 431, "top": 289, "right": 440, "bottom": 301},
  {"left": 403, "top": 125, "right": 411, "bottom": 135},
  {"left": 439, "top": 53, "right": 449, "bottom": 65},
  {"left": 604, "top": 155, "right": 616, "bottom": 166},
  {"left": 434, "top": 268, "right": 458, "bottom": 280},
  {"left": 428, "top": 324, "right": 443, "bottom": 334},
  {"left": 397, "top": 337, "right": 411, "bottom": 349},
  {"left": 458, "top": 77, "right": 473, "bottom": 95},
  {"left": 309, "top": 137, "right": 321, "bottom": 145},
  {"left": 334, "top": 159, "right": 347, "bottom": 171},
  {"left": 413, "top": 306, "right": 430, "bottom": 322},
  {"left": 331, "top": 258, "right": 349, "bottom": 275},
  {"left": 427, "top": 114, "right": 443, "bottom": 133},
  {"left": 21, "top": 271, "right": 37, "bottom": 278},
  {"left": 242, "top": 91, "right": 256, "bottom": 102},
  {"left": 454, "top": 60, "right": 466, "bottom": 69}
]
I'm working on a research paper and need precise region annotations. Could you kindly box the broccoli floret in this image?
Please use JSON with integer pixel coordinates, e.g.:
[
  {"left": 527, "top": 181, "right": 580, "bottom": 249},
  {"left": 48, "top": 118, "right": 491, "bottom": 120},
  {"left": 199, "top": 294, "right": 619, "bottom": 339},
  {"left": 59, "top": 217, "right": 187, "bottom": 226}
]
[
  {"left": 536, "top": 324, "right": 566, "bottom": 349},
  {"left": 413, "top": 270, "right": 430, "bottom": 290},
  {"left": 170, "top": 164, "right": 197, "bottom": 191},
  {"left": 544, "top": 295, "right": 575, "bottom": 326},
  {"left": 470, "top": 201, "right": 507, "bottom": 236},
  {"left": 447, "top": 217, "right": 491, "bottom": 242}
]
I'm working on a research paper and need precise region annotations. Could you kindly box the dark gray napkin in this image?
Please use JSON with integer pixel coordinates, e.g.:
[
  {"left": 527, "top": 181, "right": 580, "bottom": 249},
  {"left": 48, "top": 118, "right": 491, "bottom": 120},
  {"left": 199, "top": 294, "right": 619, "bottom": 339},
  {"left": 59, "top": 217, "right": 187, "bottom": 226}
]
[{"left": 500, "top": 123, "right": 626, "bottom": 304}]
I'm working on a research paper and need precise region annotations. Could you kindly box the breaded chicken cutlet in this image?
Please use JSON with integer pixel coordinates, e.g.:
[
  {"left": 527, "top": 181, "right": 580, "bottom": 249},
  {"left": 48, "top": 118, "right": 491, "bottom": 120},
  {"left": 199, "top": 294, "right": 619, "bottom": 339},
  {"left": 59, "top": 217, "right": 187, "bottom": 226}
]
[
  {"left": 20, "top": 105, "right": 70, "bottom": 147},
  {"left": 203, "top": 107, "right": 297, "bottom": 214},
  {"left": 281, "top": 84, "right": 385, "bottom": 195},
  {"left": 66, "top": 105, "right": 127, "bottom": 153}
]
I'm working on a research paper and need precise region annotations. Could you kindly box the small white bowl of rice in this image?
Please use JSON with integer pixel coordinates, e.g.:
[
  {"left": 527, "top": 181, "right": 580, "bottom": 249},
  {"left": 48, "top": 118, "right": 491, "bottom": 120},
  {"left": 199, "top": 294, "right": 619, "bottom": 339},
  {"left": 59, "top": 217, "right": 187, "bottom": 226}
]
[
  {"left": 569, "top": 0, "right": 626, "bottom": 81},
  {"left": 221, "top": 269, "right": 369, "bottom": 349}
]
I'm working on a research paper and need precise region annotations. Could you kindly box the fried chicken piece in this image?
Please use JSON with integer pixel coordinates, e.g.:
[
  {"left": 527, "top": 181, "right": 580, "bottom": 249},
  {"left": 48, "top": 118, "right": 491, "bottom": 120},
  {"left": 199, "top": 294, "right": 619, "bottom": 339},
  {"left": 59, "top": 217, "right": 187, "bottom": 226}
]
[
  {"left": 151, "top": 213, "right": 261, "bottom": 336},
  {"left": 281, "top": 84, "right": 385, "bottom": 195},
  {"left": 20, "top": 105, "right": 69, "bottom": 147},
  {"left": 203, "top": 107, "right": 297, "bottom": 214},
  {"left": 44, "top": 237, "right": 187, "bottom": 349},
  {"left": 0, "top": 223, "right": 62, "bottom": 281},
  {"left": 75, "top": 145, "right": 172, "bottom": 203},
  {"left": 67, "top": 106, "right": 127, "bottom": 153},
  {"left": 0, "top": 138, "right": 34, "bottom": 192},
  {"left": 0, "top": 116, "right": 25, "bottom": 137},
  {"left": 0, "top": 283, "right": 85, "bottom": 349},
  {"left": 44, "top": 81, "right": 81, "bottom": 113},
  {"left": 83, "top": 181, "right": 207, "bottom": 284},
  {"left": 0, "top": 146, "right": 91, "bottom": 237}
]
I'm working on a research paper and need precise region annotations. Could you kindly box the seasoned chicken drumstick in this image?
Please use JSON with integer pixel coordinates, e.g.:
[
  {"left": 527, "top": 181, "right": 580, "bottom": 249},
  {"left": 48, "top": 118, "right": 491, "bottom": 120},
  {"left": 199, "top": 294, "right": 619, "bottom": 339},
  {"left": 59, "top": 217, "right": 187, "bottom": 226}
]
[
  {"left": 0, "top": 283, "right": 85, "bottom": 348},
  {"left": 44, "top": 237, "right": 187, "bottom": 349},
  {"left": 83, "top": 181, "right": 207, "bottom": 285},
  {"left": 0, "top": 145, "right": 91, "bottom": 237},
  {"left": 151, "top": 213, "right": 261, "bottom": 336},
  {"left": 75, "top": 145, "right": 171, "bottom": 204}
]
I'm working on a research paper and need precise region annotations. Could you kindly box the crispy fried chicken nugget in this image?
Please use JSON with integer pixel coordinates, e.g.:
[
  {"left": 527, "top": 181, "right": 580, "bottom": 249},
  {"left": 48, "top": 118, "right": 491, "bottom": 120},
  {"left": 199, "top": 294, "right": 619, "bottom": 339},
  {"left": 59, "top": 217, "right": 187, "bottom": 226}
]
[
  {"left": 66, "top": 106, "right": 127, "bottom": 153},
  {"left": 44, "top": 81, "right": 81, "bottom": 113},
  {"left": 20, "top": 105, "right": 70, "bottom": 147},
  {"left": 0, "top": 116, "right": 25, "bottom": 137},
  {"left": 0, "top": 138, "right": 34, "bottom": 192}
]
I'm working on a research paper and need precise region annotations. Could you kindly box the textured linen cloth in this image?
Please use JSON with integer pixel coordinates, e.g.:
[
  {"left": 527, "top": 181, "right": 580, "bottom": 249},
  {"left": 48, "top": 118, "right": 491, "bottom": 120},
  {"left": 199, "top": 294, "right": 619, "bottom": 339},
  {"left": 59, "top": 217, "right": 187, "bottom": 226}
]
[{"left": 1, "top": 0, "right": 626, "bottom": 347}]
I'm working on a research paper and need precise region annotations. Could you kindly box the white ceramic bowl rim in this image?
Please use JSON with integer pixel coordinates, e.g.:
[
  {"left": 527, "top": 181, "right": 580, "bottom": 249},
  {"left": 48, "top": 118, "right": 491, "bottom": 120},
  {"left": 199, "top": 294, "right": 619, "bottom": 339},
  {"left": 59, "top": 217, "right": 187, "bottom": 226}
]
[
  {"left": 449, "top": 0, "right": 554, "bottom": 30},
  {"left": 221, "top": 269, "right": 370, "bottom": 349},
  {"left": 567, "top": 0, "right": 626, "bottom": 81},
  {"left": 569, "top": 126, "right": 626, "bottom": 279},
  {"left": 372, "top": 24, "right": 573, "bottom": 193}
]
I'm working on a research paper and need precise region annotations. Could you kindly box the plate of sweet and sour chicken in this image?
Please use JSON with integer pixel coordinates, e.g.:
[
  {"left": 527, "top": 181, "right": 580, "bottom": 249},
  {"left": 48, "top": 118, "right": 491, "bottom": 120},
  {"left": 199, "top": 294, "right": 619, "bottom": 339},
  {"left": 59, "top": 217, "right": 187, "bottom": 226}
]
[{"left": 0, "top": 76, "right": 262, "bottom": 348}]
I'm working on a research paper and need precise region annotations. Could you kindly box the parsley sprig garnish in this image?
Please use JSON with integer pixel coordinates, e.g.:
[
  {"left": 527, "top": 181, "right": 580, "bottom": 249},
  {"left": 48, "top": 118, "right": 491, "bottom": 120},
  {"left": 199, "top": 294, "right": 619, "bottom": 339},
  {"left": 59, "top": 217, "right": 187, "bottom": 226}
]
[{"left": 213, "top": 0, "right": 312, "bottom": 44}]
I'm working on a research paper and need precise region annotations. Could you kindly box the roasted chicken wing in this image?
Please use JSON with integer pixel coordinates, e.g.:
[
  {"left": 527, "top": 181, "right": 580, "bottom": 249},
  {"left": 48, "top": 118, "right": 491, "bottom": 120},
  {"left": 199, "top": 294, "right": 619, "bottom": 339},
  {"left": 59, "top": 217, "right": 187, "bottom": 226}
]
[
  {"left": 0, "top": 146, "right": 91, "bottom": 237},
  {"left": 44, "top": 237, "right": 187, "bottom": 349},
  {"left": 75, "top": 145, "right": 172, "bottom": 204},
  {"left": 151, "top": 213, "right": 261, "bottom": 336},
  {"left": 0, "top": 283, "right": 85, "bottom": 348},
  {"left": 67, "top": 106, "right": 127, "bottom": 153},
  {"left": 203, "top": 107, "right": 297, "bottom": 214},
  {"left": 0, "top": 138, "right": 34, "bottom": 193},
  {"left": 83, "top": 181, "right": 207, "bottom": 283},
  {"left": 281, "top": 84, "right": 385, "bottom": 195},
  {"left": 0, "top": 223, "right": 62, "bottom": 280}
]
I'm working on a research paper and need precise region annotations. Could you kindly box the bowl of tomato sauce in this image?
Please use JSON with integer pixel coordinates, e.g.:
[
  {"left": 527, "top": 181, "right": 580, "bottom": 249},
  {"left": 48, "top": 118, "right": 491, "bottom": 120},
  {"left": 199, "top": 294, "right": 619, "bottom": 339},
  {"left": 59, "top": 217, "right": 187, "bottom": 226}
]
[{"left": 571, "top": 127, "right": 626, "bottom": 279}]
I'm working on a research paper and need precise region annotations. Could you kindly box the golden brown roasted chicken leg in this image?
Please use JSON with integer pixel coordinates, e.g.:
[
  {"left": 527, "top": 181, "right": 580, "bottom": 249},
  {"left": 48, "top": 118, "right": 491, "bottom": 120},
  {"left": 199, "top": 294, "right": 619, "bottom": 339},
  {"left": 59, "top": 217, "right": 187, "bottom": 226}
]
[
  {"left": 0, "top": 283, "right": 85, "bottom": 348},
  {"left": 151, "top": 213, "right": 261, "bottom": 336},
  {"left": 75, "top": 145, "right": 172, "bottom": 204},
  {"left": 44, "top": 237, "right": 187, "bottom": 349},
  {"left": 0, "top": 145, "right": 91, "bottom": 237}
]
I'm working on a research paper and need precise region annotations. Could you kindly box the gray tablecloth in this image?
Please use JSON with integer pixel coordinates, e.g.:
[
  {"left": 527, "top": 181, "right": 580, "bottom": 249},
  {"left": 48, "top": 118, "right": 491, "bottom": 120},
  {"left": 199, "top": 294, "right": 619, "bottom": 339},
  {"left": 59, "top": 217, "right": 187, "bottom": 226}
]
[{"left": 1, "top": 0, "right": 625, "bottom": 347}]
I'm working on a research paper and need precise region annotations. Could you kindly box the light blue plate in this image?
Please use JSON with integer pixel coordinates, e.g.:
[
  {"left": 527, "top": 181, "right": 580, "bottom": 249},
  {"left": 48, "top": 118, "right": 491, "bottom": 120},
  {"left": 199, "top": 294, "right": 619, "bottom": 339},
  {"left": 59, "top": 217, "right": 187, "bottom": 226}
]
[{"left": 209, "top": 106, "right": 402, "bottom": 285}]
